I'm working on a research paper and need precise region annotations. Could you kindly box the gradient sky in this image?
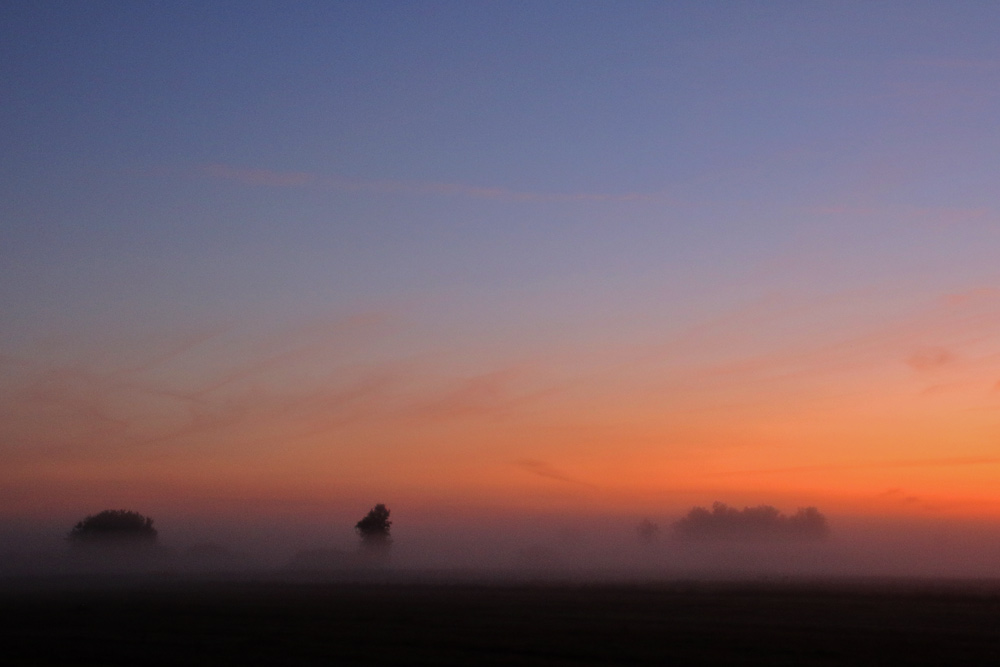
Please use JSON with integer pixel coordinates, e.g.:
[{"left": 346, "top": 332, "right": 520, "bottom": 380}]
[{"left": 3, "top": 1, "right": 1000, "bottom": 529}]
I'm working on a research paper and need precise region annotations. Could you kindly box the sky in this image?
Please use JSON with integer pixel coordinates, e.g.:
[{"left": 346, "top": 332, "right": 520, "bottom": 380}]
[{"left": 3, "top": 2, "right": 1000, "bottom": 544}]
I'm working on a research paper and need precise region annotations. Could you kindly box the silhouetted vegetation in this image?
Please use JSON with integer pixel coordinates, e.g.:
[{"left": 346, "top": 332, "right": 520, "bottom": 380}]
[
  {"left": 674, "top": 502, "right": 829, "bottom": 541},
  {"left": 67, "top": 509, "right": 158, "bottom": 545},
  {"left": 355, "top": 504, "right": 392, "bottom": 548}
]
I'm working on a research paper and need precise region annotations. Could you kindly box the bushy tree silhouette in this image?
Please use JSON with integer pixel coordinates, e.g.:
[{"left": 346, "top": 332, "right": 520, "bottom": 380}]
[
  {"left": 68, "top": 509, "right": 158, "bottom": 545},
  {"left": 673, "top": 502, "right": 829, "bottom": 541},
  {"left": 355, "top": 504, "right": 392, "bottom": 548}
]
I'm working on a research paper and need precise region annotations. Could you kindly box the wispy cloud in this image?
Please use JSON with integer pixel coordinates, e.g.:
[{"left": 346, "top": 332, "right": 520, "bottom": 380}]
[
  {"left": 181, "top": 313, "right": 390, "bottom": 398},
  {"left": 1, "top": 310, "right": 576, "bottom": 478},
  {"left": 633, "top": 283, "right": 1000, "bottom": 399},
  {"left": 710, "top": 456, "right": 1000, "bottom": 477},
  {"left": 202, "top": 164, "right": 316, "bottom": 187},
  {"left": 201, "top": 163, "right": 662, "bottom": 203},
  {"left": 409, "top": 366, "right": 568, "bottom": 423},
  {"left": 108, "top": 326, "right": 233, "bottom": 379},
  {"left": 513, "top": 459, "right": 597, "bottom": 487},
  {"left": 802, "top": 204, "right": 994, "bottom": 227},
  {"left": 906, "top": 346, "right": 954, "bottom": 372},
  {"left": 943, "top": 287, "right": 1000, "bottom": 307},
  {"left": 804, "top": 205, "right": 880, "bottom": 216},
  {"left": 132, "top": 369, "right": 400, "bottom": 451},
  {"left": 0, "top": 312, "right": 399, "bottom": 465},
  {"left": 896, "top": 57, "right": 1000, "bottom": 72},
  {"left": 877, "top": 488, "right": 920, "bottom": 504}
]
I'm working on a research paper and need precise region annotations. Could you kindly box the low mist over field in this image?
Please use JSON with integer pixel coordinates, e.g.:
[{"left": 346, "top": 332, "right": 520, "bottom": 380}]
[{"left": 5, "top": 504, "right": 1000, "bottom": 581}]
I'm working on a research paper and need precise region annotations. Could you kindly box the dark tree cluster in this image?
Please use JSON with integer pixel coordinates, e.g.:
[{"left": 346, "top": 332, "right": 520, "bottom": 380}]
[
  {"left": 355, "top": 503, "right": 392, "bottom": 547},
  {"left": 67, "top": 509, "right": 158, "bottom": 544},
  {"left": 673, "top": 502, "right": 829, "bottom": 541}
]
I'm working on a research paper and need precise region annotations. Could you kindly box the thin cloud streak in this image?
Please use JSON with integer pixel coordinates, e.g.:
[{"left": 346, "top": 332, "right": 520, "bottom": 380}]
[
  {"left": 108, "top": 326, "right": 234, "bottom": 379},
  {"left": 408, "top": 366, "right": 571, "bottom": 424},
  {"left": 633, "top": 284, "right": 1000, "bottom": 395},
  {"left": 906, "top": 346, "right": 955, "bottom": 372},
  {"left": 514, "top": 459, "right": 598, "bottom": 488},
  {"left": 710, "top": 456, "right": 1000, "bottom": 477},
  {"left": 201, "top": 163, "right": 664, "bottom": 204},
  {"left": 801, "top": 204, "right": 994, "bottom": 227},
  {"left": 0, "top": 313, "right": 399, "bottom": 464}
]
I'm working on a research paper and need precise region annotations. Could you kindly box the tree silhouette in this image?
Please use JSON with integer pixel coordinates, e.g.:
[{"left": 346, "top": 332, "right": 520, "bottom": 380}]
[
  {"left": 68, "top": 509, "right": 158, "bottom": 545},
  {"left": 673, "top": 502, "right": 829, "bottom": 541},
  {"left": 355, "top": 503, "right": 392, "bottom": 548}
]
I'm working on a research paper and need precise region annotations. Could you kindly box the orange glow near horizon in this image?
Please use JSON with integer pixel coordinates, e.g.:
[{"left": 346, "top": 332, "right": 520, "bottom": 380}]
[{"left": 2, "top": 287, "right": 999, "bottom": 524}]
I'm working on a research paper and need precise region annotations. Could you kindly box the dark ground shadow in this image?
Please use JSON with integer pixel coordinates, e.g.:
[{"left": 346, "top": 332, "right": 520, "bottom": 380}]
[{"left": 2, "top": 577, "right": 1000, "bottom": 665}]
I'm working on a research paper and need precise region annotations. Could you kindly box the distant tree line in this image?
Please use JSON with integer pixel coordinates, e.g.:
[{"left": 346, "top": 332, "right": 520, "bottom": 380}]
[{"left": 672, "top": 502, "right": 829, "bottom": 541}]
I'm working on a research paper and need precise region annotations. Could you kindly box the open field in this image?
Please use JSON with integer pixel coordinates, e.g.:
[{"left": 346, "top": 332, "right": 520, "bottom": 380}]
[{"left": 2, "top": 576, "right": 1000, "bottom": 665}]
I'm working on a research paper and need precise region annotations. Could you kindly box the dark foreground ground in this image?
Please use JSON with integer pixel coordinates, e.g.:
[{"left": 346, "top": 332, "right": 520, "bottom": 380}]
[{"left": 3, "top": 575, "right": 1000, "bottom": 665}]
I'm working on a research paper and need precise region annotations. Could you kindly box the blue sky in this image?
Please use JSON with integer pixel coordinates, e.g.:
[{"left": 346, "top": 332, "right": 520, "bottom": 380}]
[{"left": 3, "top": 2, "right": 1000, "bottom": 524}]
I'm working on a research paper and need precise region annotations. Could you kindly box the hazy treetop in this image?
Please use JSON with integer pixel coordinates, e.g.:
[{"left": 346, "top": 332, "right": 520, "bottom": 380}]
[
  {"left": 356, "top": 504, "right": 392, "bottom": 542},
  {"left": 68, "top": 509, "right": 158, "bottom": 543},
  {"left": 674, "top": 503, "right": 829, "bottom": 541}
]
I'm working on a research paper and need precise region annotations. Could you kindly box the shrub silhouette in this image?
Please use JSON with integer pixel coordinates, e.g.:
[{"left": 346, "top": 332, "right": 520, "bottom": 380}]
[
  {"left": 673, "top": 502, "right": 829, "bottom": 541},
  {"left": 355, "top": 504, "right": 392, "bottom": 549},
  {"left": 68, "top": 509, "right": 158, "bottom": 545}
]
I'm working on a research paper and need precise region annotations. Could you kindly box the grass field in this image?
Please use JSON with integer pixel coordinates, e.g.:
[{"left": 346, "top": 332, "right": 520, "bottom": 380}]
[{"left": 3, "top": 576, "right": 1000, "bottom": 665}]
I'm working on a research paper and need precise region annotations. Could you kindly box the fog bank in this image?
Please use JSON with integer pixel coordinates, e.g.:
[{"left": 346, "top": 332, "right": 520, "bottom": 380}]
[{"left": 5, "top": 510, "right": 1000, "bottom": 581}]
